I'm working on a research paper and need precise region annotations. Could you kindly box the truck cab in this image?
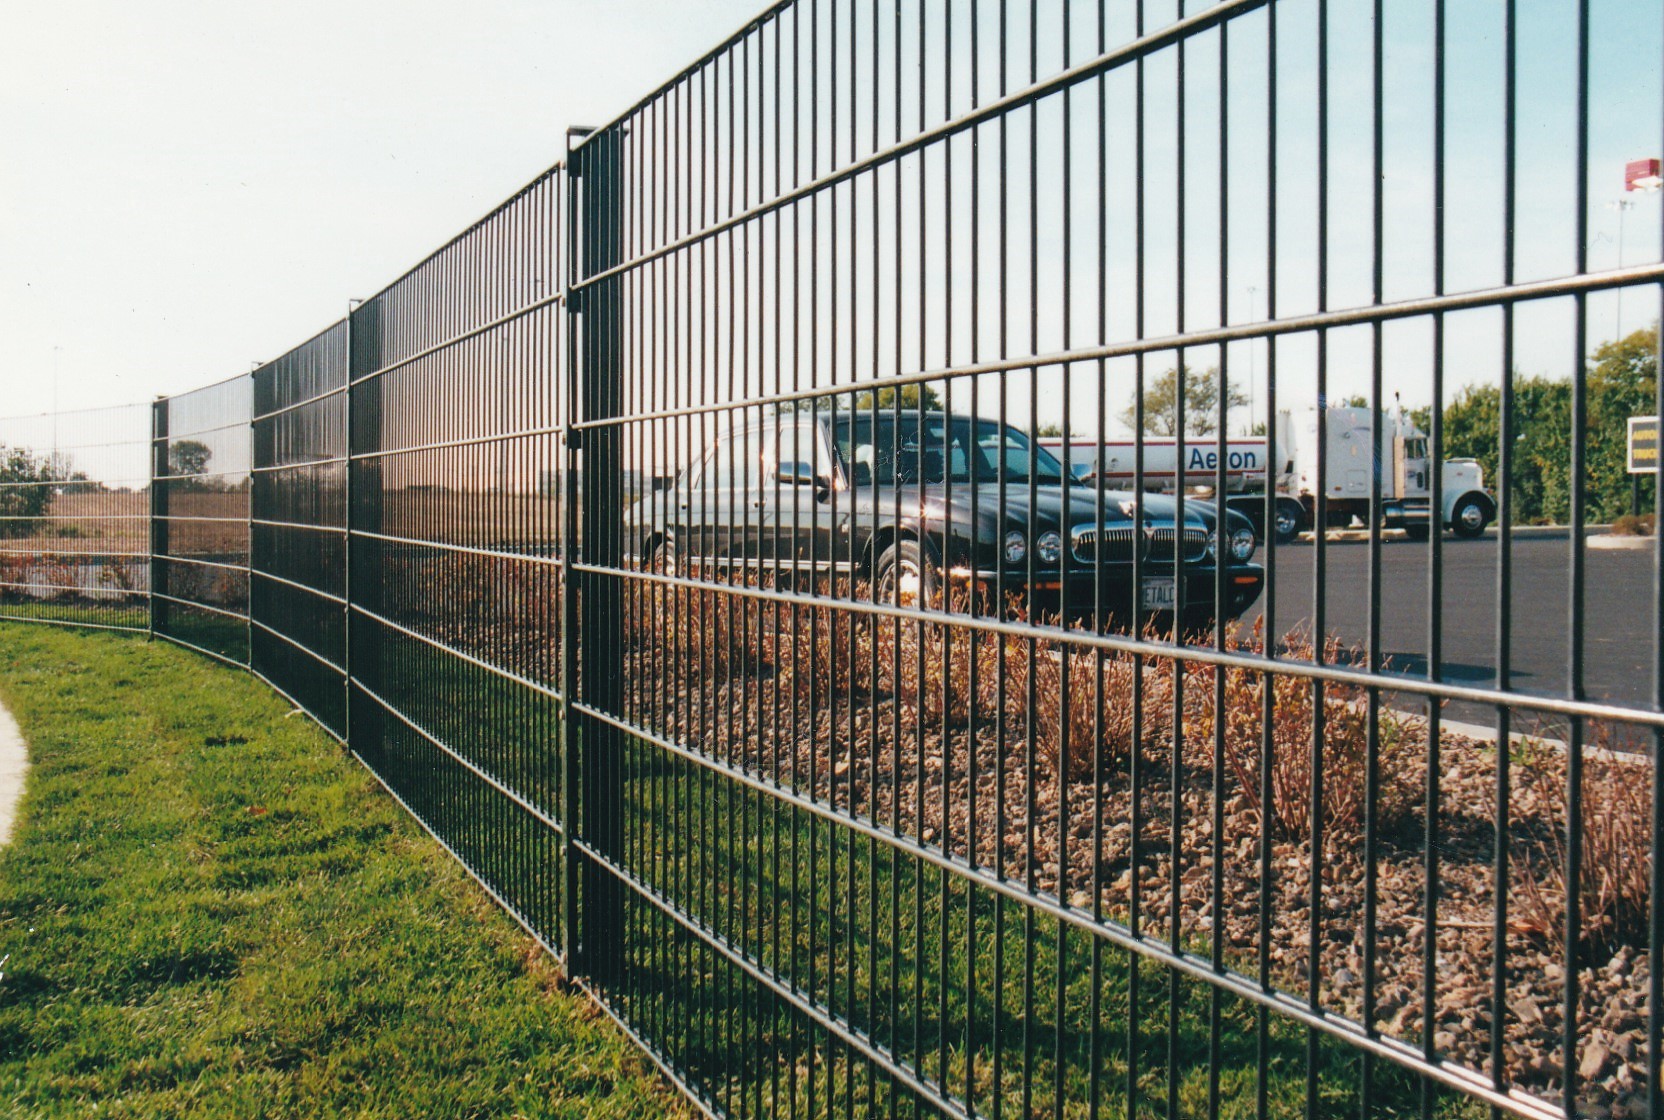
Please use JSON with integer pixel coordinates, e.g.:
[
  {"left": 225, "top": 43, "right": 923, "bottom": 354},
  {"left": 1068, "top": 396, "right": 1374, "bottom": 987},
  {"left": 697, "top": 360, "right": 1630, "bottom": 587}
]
[{"left": 1264, "top": 406, "right": 1495, "bottom": 542}]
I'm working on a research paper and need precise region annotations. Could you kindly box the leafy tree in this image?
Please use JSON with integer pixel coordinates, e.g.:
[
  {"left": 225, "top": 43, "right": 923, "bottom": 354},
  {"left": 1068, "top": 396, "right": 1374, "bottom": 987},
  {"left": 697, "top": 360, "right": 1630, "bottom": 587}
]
[
  {"left": 1120, "top": 365, "right": 1247, "bottom": 437},
  {"left": 1450, "top": 376, "right": 1577, "bottom": 524},
  {"left": 1585, "top": 325, "right": 1658, "bottom": 522},
  {"left": 1437, "top": 368, "right": 1652, "bottom": 526},
  {"left": 853, "top": 383, "right": 943, "bottom": 411},
  {"left": 59, "top": 471, "right": 99, "bottom": 496},
  {"left": 1434, "top": 325, "right": 1656, "bottom": 525},
  {"left": 0, "top": 445, "right": 58, "bottom": 538},
  {"left": 168, "top": 440, "right": 212, "bottom": 480},
  {"left": 1033, "top": 422, "right": 1067, "bottom": 438}
]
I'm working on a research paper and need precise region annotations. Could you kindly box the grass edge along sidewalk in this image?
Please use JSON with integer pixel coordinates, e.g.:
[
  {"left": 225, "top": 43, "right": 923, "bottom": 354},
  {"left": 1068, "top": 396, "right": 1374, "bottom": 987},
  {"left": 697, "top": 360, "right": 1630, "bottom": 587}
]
[{"left": 0, "top": 622, "right": 689, "bottom": 1120}]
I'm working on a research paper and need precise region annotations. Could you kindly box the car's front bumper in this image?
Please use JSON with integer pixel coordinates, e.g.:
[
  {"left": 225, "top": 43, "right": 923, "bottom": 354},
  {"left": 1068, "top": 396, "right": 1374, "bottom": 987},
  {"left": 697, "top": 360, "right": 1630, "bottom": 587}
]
[{"left": 947, "top": 562, "right": 1267, "bottom": 622}]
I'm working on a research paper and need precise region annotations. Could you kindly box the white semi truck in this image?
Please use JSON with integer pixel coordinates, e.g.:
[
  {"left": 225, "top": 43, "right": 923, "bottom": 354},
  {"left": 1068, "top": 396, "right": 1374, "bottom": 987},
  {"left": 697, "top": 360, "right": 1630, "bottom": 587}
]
[{"left": 1041, "top": 406, "right": 1495, "bottom": 544}]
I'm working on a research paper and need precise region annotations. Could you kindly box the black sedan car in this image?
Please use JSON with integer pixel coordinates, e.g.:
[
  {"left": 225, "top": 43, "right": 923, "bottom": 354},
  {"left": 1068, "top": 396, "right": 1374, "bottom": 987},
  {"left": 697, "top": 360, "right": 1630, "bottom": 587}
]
[{"left": 629, "top": 409, "right": 1265, "bottom": 627}]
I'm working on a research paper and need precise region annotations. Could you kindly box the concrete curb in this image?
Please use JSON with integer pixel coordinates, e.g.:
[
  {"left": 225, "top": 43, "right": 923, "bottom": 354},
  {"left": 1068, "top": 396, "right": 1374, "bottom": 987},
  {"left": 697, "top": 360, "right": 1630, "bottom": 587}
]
[
  {"left": 1588, "top": 534, "right": 1655, "bottom": 550},
  {"left": 1298, "top": 524, "right": 1629, "bottom": 545},
  {"left": 1386, "top": 708, "right": 1649, "bottom": 765},
  {"left": 0, "top": 699, "right": 25, "bottom": 846}
]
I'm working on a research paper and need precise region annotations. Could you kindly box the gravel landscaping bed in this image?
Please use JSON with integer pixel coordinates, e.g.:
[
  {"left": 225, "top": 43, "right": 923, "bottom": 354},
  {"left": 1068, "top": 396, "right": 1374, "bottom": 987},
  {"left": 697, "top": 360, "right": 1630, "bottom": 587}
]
[{"left": 614, "top": 594, "right": 1656, "bottom": 1118}]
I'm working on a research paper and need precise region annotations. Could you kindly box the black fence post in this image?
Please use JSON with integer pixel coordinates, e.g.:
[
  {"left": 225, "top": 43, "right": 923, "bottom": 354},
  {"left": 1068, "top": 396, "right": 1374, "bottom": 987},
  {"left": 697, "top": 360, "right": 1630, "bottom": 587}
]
[
  {"left": 346, "top": 299, "right": 384, "bottom": 769},
  {"left": 148, "top": 396, "right": 169, "bottom": 639},
  {"left": 560, "top": 139, "right": 583, "bottom": 972},
  {"left": 569, "top": 125, "right": 624, "bottom": 985},
  {"left": 342, "top": 305, "right": 357, "bottom": 750}
]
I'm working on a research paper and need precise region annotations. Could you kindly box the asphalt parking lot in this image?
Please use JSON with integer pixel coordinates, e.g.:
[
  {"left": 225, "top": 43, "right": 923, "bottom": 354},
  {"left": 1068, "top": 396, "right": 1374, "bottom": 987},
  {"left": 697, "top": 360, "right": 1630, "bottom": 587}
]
[{"left": 1233, "top": 528, "right": 1660, "bottom": 738}]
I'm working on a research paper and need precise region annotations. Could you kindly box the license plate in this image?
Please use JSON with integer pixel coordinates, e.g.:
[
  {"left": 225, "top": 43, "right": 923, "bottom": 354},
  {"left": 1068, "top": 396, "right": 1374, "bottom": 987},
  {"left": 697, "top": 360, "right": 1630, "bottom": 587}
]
[{"left": 1140, "top": 577, "right": 1176, "bottom": 611}]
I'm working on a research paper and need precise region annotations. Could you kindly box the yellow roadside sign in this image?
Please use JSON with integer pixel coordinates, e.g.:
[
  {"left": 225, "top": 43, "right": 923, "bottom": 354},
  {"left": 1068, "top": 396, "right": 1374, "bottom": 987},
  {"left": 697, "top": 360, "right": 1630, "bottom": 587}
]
[{"left": 1630, "top": 416, "right": 1659, "bottom": 474}]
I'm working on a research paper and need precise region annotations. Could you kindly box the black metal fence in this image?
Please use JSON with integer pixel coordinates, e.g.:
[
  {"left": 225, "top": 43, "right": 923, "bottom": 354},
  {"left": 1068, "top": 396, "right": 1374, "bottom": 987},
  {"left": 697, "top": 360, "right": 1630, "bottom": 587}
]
[{"left": 2, "top": 1, "right": 1662, "bottom": 1117}]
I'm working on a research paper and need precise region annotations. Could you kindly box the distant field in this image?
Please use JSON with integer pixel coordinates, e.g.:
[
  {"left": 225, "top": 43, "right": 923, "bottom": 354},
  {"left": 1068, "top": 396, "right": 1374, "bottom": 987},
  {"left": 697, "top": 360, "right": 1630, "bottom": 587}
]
[{"left": 0, "top": 489, "right": 149, "bottom": 552}]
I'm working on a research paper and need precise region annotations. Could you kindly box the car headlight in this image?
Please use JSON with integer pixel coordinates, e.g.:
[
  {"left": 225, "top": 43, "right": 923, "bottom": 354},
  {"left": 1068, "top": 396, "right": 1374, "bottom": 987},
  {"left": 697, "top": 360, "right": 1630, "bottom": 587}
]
[
  {"left": 1230, "top": 526, "right": 1256, "bottom": 562},
  {"left": 1003, "top": 530, "right": 1026, "bottom": 565},
  {"left": 1035, "top": 531, "right": 1063, "bottom": 565},
  {"left": 1204, "top": 529, "right": 1219, "bottom": 558}
]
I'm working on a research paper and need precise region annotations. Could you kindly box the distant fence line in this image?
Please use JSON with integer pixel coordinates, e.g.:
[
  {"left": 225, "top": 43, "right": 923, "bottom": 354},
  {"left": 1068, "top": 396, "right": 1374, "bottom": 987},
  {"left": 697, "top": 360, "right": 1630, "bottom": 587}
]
[{"left": 3, "top": 1, "right": 1663, "bottom": 1118}]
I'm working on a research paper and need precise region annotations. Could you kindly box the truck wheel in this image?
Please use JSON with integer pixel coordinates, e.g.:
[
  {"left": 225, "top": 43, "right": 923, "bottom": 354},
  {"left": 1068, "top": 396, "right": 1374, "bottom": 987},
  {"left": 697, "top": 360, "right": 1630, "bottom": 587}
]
[
  {"left": 875, "top": 539, "right": 939, "bottom": 609},
  {"left": 1272, "top": 501, "right": 1303, "bottom": 545},
  {"left": 1451, "top": 494, "right": 1489, "bottom": 539}
]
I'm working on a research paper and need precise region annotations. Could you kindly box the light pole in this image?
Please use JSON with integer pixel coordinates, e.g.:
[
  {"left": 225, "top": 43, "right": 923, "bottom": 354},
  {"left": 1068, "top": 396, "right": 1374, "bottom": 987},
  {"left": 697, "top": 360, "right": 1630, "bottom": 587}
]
[
  {"left": 51, "top": 345, "right": 61, "bottom": 465},
  {"left": 1606, "top": 198, "right": 1634, "bottom": 340},
  {"left": 1246, "top": 285, "right": 1258, "bottom": 435},
  {"left": 1613, "top": 158, "right": 1664, "bottom": 340}
]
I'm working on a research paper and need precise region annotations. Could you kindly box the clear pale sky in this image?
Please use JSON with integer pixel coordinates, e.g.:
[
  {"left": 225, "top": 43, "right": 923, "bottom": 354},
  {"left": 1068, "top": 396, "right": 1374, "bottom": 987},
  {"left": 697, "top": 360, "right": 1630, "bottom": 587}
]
[
  {"left": 0, "top": 0, "right": 769, "bottom": 419},
  {"left": 3, "top": 0, "right": 1660, "bottom": 433}
]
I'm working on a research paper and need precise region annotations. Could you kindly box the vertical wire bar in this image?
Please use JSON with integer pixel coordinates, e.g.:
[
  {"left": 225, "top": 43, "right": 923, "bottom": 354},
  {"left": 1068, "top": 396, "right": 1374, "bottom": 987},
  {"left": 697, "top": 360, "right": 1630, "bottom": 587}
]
[
  {"left": 1054, "top": 4, "right": 1072, "bottom": 1116},
  {"left": 1367, "top": 0, "right": 1388, "bottom": 1111},
  {"left": 1563, "top": 2, "right": 1591, "bottom": 1113},
  {"left": 1129, "top": 0, "right": 1148, "bottom": 1111},
  {"left": 1209, "top": 13, "right": 1230, "bottom": 1118},
  {"left": 1089, "top": 3, "right": 1108, "bottom": 1115},
  {"left": 865, "top": 6, "right": 884, "bottom": 1109},
  {"left": 965, "top": 8, "right": 983, "bottom": 1114},
  {"left": 992, "top": 2, "right": 1009, "bottom": 1112},
  {"left": 1257, "top": 3, "right": 1279, "bottom": 1116},
  {"left": 1309, "top": 0, "right": 1331, "bottom": 1108},
  {"left": 940, "top": 2, "right": 958, "bottom": 1095},
  {"left": 842, "top": 6, "right": 863, "bottom": 1100},
  {"left": 1420, "top": 0, "right": 1449, "bottom": 1114},
  {"left": 1169, "top": 7, "right": 1189, "bottom": 1115},
  {"left": 1022, "top": 6, "right": 1039, "bottom": 1117}
]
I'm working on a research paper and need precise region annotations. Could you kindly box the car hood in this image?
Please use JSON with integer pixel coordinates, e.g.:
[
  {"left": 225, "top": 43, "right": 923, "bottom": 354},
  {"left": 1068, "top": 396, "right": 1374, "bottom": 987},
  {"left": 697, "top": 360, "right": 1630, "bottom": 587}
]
[{"left": 928, "top": 484, "right": 1215, "bottom": 532}]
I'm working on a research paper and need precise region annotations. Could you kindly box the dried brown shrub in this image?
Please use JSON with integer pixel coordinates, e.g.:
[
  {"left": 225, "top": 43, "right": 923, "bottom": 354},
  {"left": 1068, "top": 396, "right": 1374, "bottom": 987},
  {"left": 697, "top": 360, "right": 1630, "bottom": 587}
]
[
  {"left": 1195, "top": 623, "right": 1419, "bottom": 842},
  {"left": 1514, "top": 735, "right": 1654, "bottom": 960},
  {"left": 662, "top": 583, "right": 769, "bottom": 685},
  {"left": 1027, "top": 642, "right": 1179, "bottom": 780},
  {"left": 886, "top": 616, "right": 1001, "bottom": 725}
]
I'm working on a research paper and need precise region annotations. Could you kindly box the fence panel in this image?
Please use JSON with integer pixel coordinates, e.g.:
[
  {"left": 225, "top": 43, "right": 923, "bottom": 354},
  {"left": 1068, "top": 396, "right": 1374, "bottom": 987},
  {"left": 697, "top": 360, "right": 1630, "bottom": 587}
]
[
  {"left": 0, "top": 404, "right": 150, "bottom": 631},
  {"left": 345, "top": 165, "right": 571, "bottom": 958},
  {"left": 251, "top": 322, "right": 351, "bottom": 735},
  {"left": 151, "top": 374, "right": 253, "bottom": 664}
]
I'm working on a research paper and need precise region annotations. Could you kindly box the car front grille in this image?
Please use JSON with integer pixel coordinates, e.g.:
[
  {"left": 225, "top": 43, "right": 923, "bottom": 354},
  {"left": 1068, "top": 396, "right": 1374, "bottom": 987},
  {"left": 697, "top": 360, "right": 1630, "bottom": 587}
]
[
  {"left": 1149, "top": 525, "right": 1211, "bottom": 563},
  {"left": 1069, "top": 522, "right": 1211, "bottom": 565},
  {"left": 1070, "top": 523, "right": 1141, "bottom": 564}
]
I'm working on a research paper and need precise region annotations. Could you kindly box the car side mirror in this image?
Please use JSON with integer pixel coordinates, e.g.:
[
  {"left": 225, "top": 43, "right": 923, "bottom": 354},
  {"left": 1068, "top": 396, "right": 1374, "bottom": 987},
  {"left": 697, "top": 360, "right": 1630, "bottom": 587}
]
[{"left": 778, "top": 461, "right": 820, "bottom": 487}]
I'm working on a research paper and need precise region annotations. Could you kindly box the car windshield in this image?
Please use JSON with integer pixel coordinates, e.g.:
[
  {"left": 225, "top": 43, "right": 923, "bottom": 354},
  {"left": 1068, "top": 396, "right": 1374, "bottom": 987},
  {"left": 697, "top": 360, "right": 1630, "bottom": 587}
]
[{"left": 833, "top": 415, "right": 1067, "bottom": 486}]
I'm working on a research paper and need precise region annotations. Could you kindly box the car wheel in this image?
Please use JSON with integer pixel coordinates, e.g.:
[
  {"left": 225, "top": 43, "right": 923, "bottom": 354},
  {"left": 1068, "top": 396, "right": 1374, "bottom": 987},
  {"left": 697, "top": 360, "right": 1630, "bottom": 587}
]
[
  {"left": 1451, "top": 494, "right": 1489, "bottom": 539},
  {"left": 874, "top": 539, "right": 939, "bottom": 609},
  {"left": 649, "top": 538, "right": 679, "bottom": 578},
  {"left": 1403, "top": 524, "right": 1431, "bottom": 542}
]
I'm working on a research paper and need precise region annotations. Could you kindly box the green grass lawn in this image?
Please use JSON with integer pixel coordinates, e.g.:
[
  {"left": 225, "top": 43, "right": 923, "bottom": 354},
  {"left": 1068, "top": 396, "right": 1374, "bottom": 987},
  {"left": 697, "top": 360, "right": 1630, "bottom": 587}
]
[{"left": 0, "top": 622, "right": 686, "bottom": 1120}]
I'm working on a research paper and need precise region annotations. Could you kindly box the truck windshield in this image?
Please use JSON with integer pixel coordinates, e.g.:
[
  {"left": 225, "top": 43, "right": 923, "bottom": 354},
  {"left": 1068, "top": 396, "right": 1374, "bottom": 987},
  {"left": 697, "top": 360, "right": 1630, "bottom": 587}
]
[{"left": 833, "top": 415, "right": 1067, "bottom": 486}]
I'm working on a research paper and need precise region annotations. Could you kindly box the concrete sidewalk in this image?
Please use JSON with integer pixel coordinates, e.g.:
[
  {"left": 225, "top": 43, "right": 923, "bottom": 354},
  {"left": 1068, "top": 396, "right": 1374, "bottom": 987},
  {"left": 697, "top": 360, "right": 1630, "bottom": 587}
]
[{"left": 0, "top": 699, "right": 25, "bottom": 845}]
